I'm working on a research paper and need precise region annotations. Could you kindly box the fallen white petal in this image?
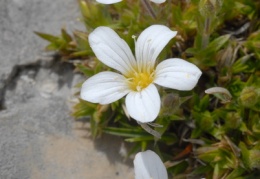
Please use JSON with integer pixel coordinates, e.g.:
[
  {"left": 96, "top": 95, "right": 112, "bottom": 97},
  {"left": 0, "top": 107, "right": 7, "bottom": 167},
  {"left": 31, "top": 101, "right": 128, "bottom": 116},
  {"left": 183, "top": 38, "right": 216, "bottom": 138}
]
[
  {"left": 80, "top": 71, "right": 130, "bottom": 104},
  {"left": 150, "top": 0, "right": 166, "bottom": 4},
  {"left": 154, "top": 58, "right": 202, "bottom": 90},
  {"left": 134, "top": 150, "right": 168, "bottom": 179},
  {"left": 96, "top": 0, "right": 122, "bottom": 4},
  {"left": 205, "top": 87, "right": 232, "bottom": 98},
  {"left": 125, "top": 84, "right": 160, "bottom": 123},
  {"left": 89, "top": 26, "right": 136, "bottom": 75},
  {"left": 205, "top": 86, "right": 232, "bottom": 103},
  {"left": 135, "top": 25, "right": 177, "bottom": 69}
]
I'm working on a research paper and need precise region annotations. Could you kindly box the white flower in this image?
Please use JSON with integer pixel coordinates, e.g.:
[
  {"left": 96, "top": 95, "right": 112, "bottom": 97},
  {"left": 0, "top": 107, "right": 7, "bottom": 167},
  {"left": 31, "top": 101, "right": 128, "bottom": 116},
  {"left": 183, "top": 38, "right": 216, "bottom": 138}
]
[
  {"left": 80, "top": 25, "right": 202, "bottom": 123},
  {"left": 134, "top": 150, "right": 168, "bottom": 179},
  {"left": 96, "top": 0, "right": 166, "bottom": 4}
]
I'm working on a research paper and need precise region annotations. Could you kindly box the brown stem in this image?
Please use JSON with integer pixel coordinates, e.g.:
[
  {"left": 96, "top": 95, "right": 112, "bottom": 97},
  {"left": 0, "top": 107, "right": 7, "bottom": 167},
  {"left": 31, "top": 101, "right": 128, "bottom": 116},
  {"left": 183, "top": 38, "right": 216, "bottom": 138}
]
[
  {"left": 202, "top": 17, "right": 211, "bottom": 48},
  {"left": 141, "top": 0, "right": 156, "bottom": 19}
]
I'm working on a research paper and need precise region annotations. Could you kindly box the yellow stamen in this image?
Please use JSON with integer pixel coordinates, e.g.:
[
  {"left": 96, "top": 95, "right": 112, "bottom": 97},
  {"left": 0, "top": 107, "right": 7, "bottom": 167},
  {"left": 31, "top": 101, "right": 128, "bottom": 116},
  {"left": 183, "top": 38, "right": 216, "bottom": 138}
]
[{"left": 127, "top": 71, "right": 154, "bottom": 92}]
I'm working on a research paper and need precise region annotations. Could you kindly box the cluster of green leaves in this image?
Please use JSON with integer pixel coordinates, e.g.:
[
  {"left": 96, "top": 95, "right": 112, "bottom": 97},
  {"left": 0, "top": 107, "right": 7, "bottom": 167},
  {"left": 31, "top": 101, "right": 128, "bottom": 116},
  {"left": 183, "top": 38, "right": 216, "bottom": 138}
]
[{"left": 37, "top": 0, "right": 260, "bottom": 178}]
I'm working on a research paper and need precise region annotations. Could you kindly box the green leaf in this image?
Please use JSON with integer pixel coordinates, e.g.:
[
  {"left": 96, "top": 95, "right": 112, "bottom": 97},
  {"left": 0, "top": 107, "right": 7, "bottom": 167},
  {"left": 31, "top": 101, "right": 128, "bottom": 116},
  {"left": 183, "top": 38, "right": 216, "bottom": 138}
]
[
  {"left": 61, "top": 28, "right": 72, "bottom": 42},
  {"left": 34, "top": 31, "right": 59, "bottom": 42},
  {"left": 71, "top": 50, "right": 91, "bottom": 57},
  {"left": 199, "top": 95, "right": 210, "bottom": 111},
  {"left": 168, "top": 160, "right": 189, "bottom": 176},
  {"left": 232, "top": 54, "right": 254, "bottom": 74},
  {"left": 225, "top": 166, "right": 246, "bottom": 179},
  {"left": 45, "top": 43, "right": 59, "bottom": 51},
  {"left": 202, "top": 34, "right": 231, "bottom": 54},
  {"left": 192, "top": 165, "right": 212, "bottom": 175},
  {"left": 103, "top": 127, "right": 148, "bottom": 138},
  {"left": 75, "top": 63, "right": 95, "bottom": 76},
  {"left": 72, "top": 99, "right": 96, "bottom": 118},
  {"left": 73, "top": 30, "right": 90, "bottom": 51},
  {"left": 239, "top": 142, "right": 251, "bottom": 170},
  {"left": 125, "top": 136, "right": 155, "bottom": 142}
]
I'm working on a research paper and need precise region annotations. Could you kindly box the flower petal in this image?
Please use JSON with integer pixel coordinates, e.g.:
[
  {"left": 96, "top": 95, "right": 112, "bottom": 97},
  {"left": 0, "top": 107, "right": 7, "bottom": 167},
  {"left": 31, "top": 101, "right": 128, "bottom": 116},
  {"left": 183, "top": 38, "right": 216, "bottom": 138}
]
[
  {"left": 96, "top": 0, "right": 122, "bottom": 4},
  {"left": 135, "top": 25, "right": 177, "bottom": 70},
  {"left": 80, "top": 71, "right": 130, "bottom": 104},
  {"left": 134, "top": 150, "right": 168, "bottom": 179},
  {"left": 125, "top": 84, "right": 160, "bottom": 123},
  {"left": 89, "top": 27, "right": 136, "bottom": 75},
  {"left": 154, "top": 58, "right": 202, "bottom": 90},
  {"left": 150, "top": 0, "right": 166, "bottom": 4}
]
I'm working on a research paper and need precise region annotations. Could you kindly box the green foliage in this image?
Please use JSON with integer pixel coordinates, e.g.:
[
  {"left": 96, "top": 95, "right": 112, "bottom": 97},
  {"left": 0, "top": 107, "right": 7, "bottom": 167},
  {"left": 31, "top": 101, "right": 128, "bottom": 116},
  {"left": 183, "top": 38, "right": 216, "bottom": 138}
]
[{"left": 37, "top": 0, "right": 260, "bottom": 178}]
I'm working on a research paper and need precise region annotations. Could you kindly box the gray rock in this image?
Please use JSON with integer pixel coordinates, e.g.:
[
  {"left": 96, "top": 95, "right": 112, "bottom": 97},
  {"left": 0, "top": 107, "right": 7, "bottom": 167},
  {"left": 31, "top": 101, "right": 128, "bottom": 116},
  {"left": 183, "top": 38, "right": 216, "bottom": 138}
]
[{"left": 0, "top": 0, "right": 134, "bottom": 178}]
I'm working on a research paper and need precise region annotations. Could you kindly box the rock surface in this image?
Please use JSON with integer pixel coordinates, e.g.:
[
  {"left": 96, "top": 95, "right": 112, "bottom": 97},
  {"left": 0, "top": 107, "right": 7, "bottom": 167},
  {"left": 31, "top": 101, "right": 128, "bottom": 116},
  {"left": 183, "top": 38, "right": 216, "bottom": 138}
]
[{"left": 0, "top": 0, "right": 133, "bottom": 178}]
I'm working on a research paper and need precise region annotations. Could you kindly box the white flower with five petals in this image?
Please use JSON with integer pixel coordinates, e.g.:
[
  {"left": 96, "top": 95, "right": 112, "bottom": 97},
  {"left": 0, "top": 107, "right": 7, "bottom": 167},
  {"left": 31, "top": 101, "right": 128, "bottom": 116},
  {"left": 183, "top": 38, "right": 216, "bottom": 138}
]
[
  {"left": 96, "top": 0, "right": 165, "bottom": 4},
  {"left": 80, "top": 25, "right": 202, "bottom": 123}
]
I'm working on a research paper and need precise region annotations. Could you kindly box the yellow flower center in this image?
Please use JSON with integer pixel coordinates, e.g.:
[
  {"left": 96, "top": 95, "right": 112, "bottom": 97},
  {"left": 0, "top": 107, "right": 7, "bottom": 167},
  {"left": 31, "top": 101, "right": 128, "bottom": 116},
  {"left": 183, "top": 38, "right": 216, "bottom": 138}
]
[{"left": 127, "top": 71, "right": 154, "bottom": 92}]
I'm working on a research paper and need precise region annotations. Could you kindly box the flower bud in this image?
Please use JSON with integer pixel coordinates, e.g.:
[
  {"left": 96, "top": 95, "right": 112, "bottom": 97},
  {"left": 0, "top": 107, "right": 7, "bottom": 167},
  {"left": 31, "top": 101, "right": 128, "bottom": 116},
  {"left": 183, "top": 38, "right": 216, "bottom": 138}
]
[
  {"left": 249, "top": 150, "right": 260, "bottom": 169},
  {"left": 199, "top": 0, "right": 222, "bottom": 17},
  {"left": 162, "top": 93, "right": 179, "bottom": 108},
  {"left": 199, "top": 111, "right": 214, "bottom": 131},
  {"left": 79, "top": 0, "right": 90, "bottom": 18},
  {"left": 240, "top": 87, "right": 259, "bottom": 108},
  {"left": 225, "top": 112, "right": 241, "bottom": 129},
  {"left": 162, "top": 93, "right": 180, "bottom": 115}
]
